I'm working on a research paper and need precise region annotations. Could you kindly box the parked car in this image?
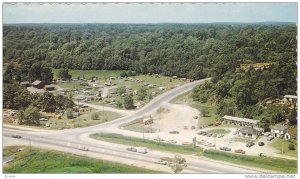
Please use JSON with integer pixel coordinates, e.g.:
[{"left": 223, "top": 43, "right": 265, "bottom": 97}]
[
  {"left": 184, "top": 126, "right": 188, "bottom": 130},
  {"left": 246, "top": 142, "right": 255, "bottom": 147},
  {"left": 212, "top": 133, "right": 217, "bottom": 137},
  {"left": 11, "top": 134, "right": 22, "bottom": 139},
  {"left": 126, "top": 147, "right": 137, "bottom": 152},
  {"left": 154, "top": 160, "right": 168, "bottom": 165},
  {"left": 207, "top": 133, "right": 213, "bottom": 137},
  {"left": 193, "top": 116, "right": 198, "bottom": 119},
  {"left": 202, "top": 132, "right": 208, "bottom": 136},
  {"left": 78, "top": 146, "right": 89, "bottom": 151},
  {"left": 191, "top": 126, "right": 196, "bottom": 130},
  {"left": 258, "top": 142, "right": 265, "bottom": 146},
  {"left": 234, "top": 149, "right": 246, "bottom": 154},
  {"left": 169, "top": 131, "right": 179, "bottom": 134},
  {"left": 267, "top": 136, "right": 274, "bottom": 141},
  {"left": 197, "top": 131, "right": 205, "bottom": 135},
  {"left": 207, "top": 143, "right": 215, "bottom": 147}
]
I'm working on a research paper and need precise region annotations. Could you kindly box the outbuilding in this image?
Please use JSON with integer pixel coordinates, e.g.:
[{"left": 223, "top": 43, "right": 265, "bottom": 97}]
[
  {"left": 271, "top": 124, "right": 288, "bottom": 138},
  {"left": 32, "top": 80, "right": 45, "bottom": 89}
]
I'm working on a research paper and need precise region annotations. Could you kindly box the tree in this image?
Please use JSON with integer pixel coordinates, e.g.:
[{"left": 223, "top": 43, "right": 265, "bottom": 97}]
[
  {"left": 116, "top": 86, "right": 126, "bottom": 96},
  {"left": 288, "top": 143, "right": 295, "bottom": 150},
  {"left": 24, "top": 105, "right": 40, "bottom": 125},
  {"left": 120, "top": 71, "right": 128, "bottom": 78},
  {"left": 168, "top": 155, "right": 187, "bottom": 173},
  {"left": 38, "top": 92, "right": 56, "bottom": 112},
  {"left": 124, "top": 95, "right": 135, "bottom": 109},
  {"left": 17, "top": 110, "right": 26, "bottom": 125},
  {"left": 58, "top": 68, "right": 72, "bottom": 81},
  {"left": 65, "top": 108, "right": 73, "bottom": 119},
  {"left": 91, "top": 113, "right": 99, "bottom": 120},
  {"left": 200, "top": 108, "right": 209, "bottom": 117},
  {"left": 137, "top": 87, "right": 147, "bottom": 101}
]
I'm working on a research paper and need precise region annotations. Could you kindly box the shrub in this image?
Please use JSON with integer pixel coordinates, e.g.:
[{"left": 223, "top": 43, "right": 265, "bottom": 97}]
[
  {"left": 288, "top": 143, "right": 296, "bottom": 150},
  {"left": 91, "top": 113, "right": 99, "bottom": 120},
  {"left": 66, "top": 108, "right": 73, "bottom": 119}
]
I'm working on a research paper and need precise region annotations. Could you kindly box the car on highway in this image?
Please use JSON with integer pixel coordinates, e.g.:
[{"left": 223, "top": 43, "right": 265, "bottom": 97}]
[
  {"left": 154, "top": 160, "right": 168, "bottom": 165},
  {"left": 191, "top": 126, "right": 196, "bottom": 130},
  {"left": 78, "top": 146, "right": 89, "bottom": 151},
  {"left": 267, "top": 136, "right": 274, "bottom": 141},
  {"left": 167, "top": 140, "right": 177, "bottom": 144},
  {"left": 11, "top": 134, "right": 22, "bottom": 139},
  {"left": 219, "top": 146, "right": 231, "bottom": 151},
  {"left": 193, "top": 116, "right": 198, "bottom": 119},
  {"left": 258, "top": 142, "right": 265, "bottom": 146},
  {"left": 137, "top": 147, "right": 148, "bottom": 154},
  {"left": 126, "top": 147, "right": 137, "bottom": 152},
  {"left": 246, "top": 142, "right": 255, "bottom": 147},
  {"left": 234, "top": 149, "right": 246, "bottom": 154},
  {"left": 160, "top": 157, "right": 172, "bottom": 162},
  {"left": 197, "top": 131, "right": 205, "bottom": 135},
  {"left": 169, "top": 131, "right": 179, "bottom": 134}
]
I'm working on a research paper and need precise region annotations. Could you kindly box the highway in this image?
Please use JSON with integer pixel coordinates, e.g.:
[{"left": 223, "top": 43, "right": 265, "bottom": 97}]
[{"left": 2, "top": 78, "right": 264, "bottom": 173}]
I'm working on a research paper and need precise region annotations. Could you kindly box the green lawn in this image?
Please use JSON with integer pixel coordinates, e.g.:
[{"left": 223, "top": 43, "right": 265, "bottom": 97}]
[
  {"left": 3, "top": 146, "right": 158, "bottom": 173},
  {"left": 269, "top": 138, "right": 297, "bottom": 157},
  {"left": 203, "top": 150, "right": 297, "bottom": 173},
  {"left": 204, "top": 128, "right": 230, "bottom": 134},
  {"left": 121, "top": 122, "right": 156, "bottom": 133},
  {"left": 90, "top": 133, "right": 203, "bottom": 155},
  {"left": 40, "top": 110, "right": 123, "bottom": 129},
  {"left": 56, "top": 82, "right": 82, "bottom": 89}
]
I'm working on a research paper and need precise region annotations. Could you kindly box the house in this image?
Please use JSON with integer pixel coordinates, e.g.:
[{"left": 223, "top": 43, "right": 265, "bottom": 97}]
[
  {"left": 20, "top": 81, "right": 30, "bottom": 87},
  {"left": 271, "top": 124, "right": 288, "bottom": 138},
  {"left": 44, "top": 85, "right": 55, "bottom": 91},
  {"left": 237, "top": 127, "right": 260, "bottom": 139},
  {"left": 32, "top": 80, "right": 45, "bottom": 89},
  {"left": 222, "top": 115, "right": 259, "bottom": 128}
]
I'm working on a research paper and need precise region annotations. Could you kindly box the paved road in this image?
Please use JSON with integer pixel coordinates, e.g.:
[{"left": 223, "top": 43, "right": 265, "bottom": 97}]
[{"left": 2, "top": 78, "right": 266, "bottom": 173}]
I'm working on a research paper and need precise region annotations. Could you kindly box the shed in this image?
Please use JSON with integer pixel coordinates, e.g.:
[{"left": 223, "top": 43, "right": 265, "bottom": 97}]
[
  {"left": 32, "top": 80, "right": 45, "bottom": 89},
  {"left": 20, "top": 81, "right": 30, "bottom": 87},
  {"left": 271, "top": 124, "right": 288, "bottom": 138},
  {"left": 45, "top": 85, "right": 55, "bottom": 91}
]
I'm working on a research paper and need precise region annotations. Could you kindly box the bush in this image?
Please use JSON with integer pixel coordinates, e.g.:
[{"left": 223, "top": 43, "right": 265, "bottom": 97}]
[
  {"left": 288, "top": 143, "right": 295, "bottom": 150},
  {"left": 66, "top": 108, "right": 73, "bottom": 119},
  {"left": 120, "top": 71, "right": 128, "bottom": 78},
  {"left": 91, "top": 113, "right": 99, "bottom": 120}
]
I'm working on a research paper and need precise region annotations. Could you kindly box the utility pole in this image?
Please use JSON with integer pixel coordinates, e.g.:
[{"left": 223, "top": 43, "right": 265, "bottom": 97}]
[
  {"left": 142, "top": 122, "right": 145, "bottom": 140},
  {"left": 214, "top": 136, "right": 216, "bottom": 150},
  {"left": 29, "top": 136, "right": 31, "bottom": 153}
]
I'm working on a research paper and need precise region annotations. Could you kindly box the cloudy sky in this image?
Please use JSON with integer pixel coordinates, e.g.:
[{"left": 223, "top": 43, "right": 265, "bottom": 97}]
[{"left": 3, "top": 3, "right": 297, "bottom": 24}]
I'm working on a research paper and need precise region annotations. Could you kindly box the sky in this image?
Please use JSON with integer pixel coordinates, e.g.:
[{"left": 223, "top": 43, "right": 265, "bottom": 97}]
[{"left": 3, "top": 2, "right": 297, "bottom": 24}]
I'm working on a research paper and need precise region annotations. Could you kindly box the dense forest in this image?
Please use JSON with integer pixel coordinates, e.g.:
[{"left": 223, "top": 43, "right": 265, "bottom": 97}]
[{"left": 3, "top": 23, "right": 297, "bottom": 126}]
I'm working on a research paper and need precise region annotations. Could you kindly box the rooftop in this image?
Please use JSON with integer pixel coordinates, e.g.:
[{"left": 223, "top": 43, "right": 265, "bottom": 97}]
[
  {"left": 284, "top": 95, "right": 297, "bottom": 99},
  {"left": 32, "top": 80, "right": 43, "bottom": 86},
  {"left": 238, "top": 127, "right": 259, "bottom": 135},
  {"left": 271, "top": 124, "right": 287, "bottom": 131},
  {"left": 222, "top": 115, "right": 258, "bottom": 124}
]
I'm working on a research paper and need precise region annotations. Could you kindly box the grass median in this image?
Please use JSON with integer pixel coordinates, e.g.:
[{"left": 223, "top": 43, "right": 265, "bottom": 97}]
[
  {"left": 3, "top": 146, "right": 158, "bottom": 173},
  {"left": 203, "top": 150, "right": 297, "bottom": 173},
  {"left": 90, "top": 133, "right": 203, "bottom": 155}
]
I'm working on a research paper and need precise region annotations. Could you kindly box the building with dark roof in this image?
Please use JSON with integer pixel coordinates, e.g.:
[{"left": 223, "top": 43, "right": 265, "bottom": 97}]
[
  {"left": 32, "top": 80, "right": 45, "bottom": 89},
  {"left": 237, "top": 127, "right": 260, "bottom": 139}
]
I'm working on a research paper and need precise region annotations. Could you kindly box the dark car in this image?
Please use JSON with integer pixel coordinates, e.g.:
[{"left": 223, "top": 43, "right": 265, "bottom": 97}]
[
  {"left": 126, "top": 147, "right": 137, "bottom": 152},
  {"left": 219, "top": 146, "right": 231, "bottom": 151},
  {"left": 246, "top": 142, "right": 255, "bottom": 147},
  {"left": 12, "top": 134, "right": 22, "bottom": 139},
  {"left": 197, "top": 131, "right": 205, "bottom": 135},
  {"left": 169, "top": 131, "right": 179, "bottom": 134},
  {"left": 258, "top": 142, "right": 265, "bottom": 146}
]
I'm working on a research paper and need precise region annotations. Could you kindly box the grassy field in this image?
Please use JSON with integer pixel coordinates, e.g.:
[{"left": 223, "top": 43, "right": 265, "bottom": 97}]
[
  {"left": 203, "top": 150, "right": 297, "bottom": 173},
  {"left": 52, "top": 69, "right": 123, "bottom": 80},
  {"left": 122, "top": 122, "right": 156, "bottom": 133},
  {"left": 56, "top": 82, "right": 82, "bottom": 89},
  {"left": 171, "top": 91, "right": 219, "bottom": 127},
  {"left": 90, "top": 133, "right": 203, "bottom": 155},
  {"left": 40, "top": 110, "right": 123, "bottom": 129},
  {"left": 3, "top": 146, "right": 158, "bottom": 173},
  {"left": 269, "top": 138, "right": 297, "bottom": 157},
  {"left": 204, "top": 129, "right": 230, "bottom": 134}
]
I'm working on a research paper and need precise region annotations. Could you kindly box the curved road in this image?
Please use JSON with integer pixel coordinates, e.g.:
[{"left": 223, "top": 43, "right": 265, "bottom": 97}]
[{"left": 3, "top": 78, "right": 266, "bottom": 173}]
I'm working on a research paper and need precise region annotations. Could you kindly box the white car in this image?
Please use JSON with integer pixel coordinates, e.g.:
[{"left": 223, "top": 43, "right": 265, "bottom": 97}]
[{"left": 78, "top": 145, "right": 89, "bottom": 151}]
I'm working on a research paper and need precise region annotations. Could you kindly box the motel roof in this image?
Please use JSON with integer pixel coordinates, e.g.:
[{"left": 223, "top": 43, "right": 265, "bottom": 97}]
[{"left": 222, "top": 115, "right": 258, "bottom": 124}]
